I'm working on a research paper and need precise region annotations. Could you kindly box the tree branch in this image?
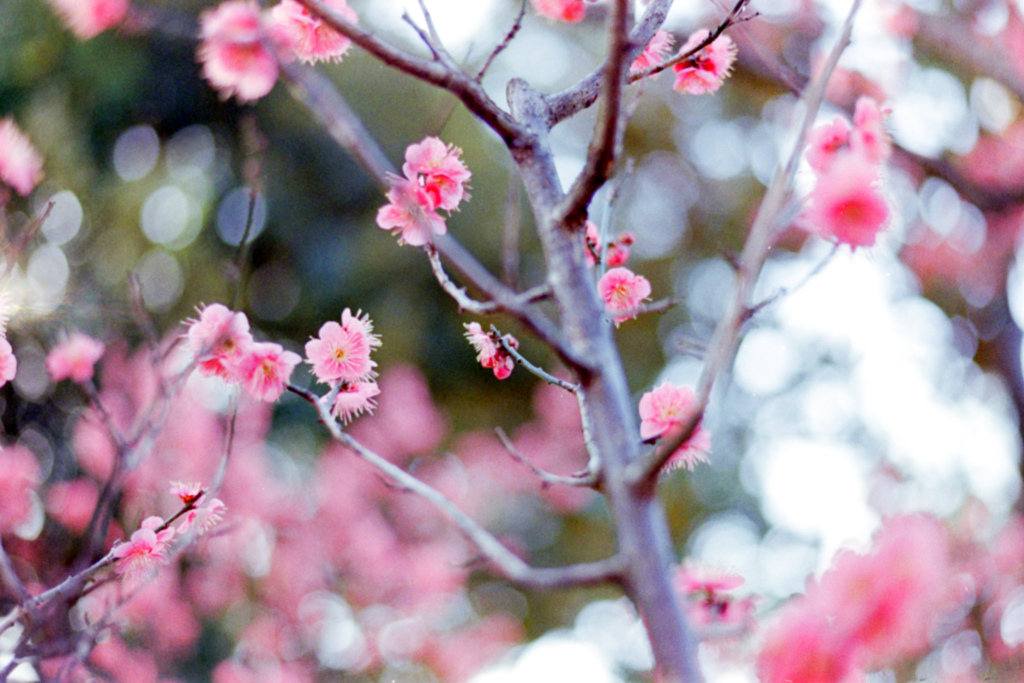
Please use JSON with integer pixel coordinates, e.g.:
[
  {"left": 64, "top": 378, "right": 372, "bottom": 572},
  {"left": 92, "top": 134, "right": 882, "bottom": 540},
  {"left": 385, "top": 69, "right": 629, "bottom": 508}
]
[{"left": 495, "top": 427, "right": 598, "bottom": 488}]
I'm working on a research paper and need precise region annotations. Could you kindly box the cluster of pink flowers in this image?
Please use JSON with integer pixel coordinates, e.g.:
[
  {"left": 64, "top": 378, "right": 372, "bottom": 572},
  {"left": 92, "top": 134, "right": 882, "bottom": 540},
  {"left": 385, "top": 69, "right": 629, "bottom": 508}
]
[
  {"left": 758, "top": 514, "right": 959, "bottom": 682},
  {"left": 187, "top": 303, "right": 301, "bottom": 402},
  {"left": 170, "top": 481, "right": 227, "bottom": 535},
  {"left": 598, "top": 266, "right": 651, "bottom": 325},
  {"left": 464, "top": 322, "right": 519, "bottom": 380},
  {"left": 305, "top": 308, "right": 382, "bottom": 421},
  {"left": 529, "top": 0, "right": 598, "bottom": 23},
  {"left": 197, "top": 0, "right": 358, "bottom": 102},
  {"left": 111, "top": 516, "right": 175, "bottom": 585},
  {"left": 0, "top": 118, "right": 44, "bottom": 199},
  {"left": 44, "top": 0, "right": 128, "bottom": 40},
  {"left": 584, "top": 221, "right": 634, "bottom": 268},
  {"left": 46, "top": 331, "right": 105, "bottom": 384},
  {"left": 803, "top": 96, "right": 892, "bottom": 247},
  {"left": 376, "top": 137, "right": 472, "bottom": 246},
  {"left": 638, "top": 382, "right": 712, "bottom": 471},
  {"left": 672, "top": 29, "right": 737, "bottom": 95}
]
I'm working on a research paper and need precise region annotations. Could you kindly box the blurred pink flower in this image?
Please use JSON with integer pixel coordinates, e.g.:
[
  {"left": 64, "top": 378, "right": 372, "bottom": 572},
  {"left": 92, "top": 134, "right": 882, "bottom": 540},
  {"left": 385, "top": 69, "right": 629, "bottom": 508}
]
[
  {"left": 269, "top": 0, "right": 356, "bottom": 64},
  {"left": 198, "top": 0, "right": 281, "bottom": 102},
  {"left": 0, "top": 446, "right": 39, "bottom": 534},
  {"left": 672, "top": 29, "right": 736, "bottom": 95},
  {"left": 675, "top": 566, "right": 754, "bottom": 628},
  {"left": 805, "top": 150, "right": 889, "bottom": 248},
  {"left": 806, "top": 116, "right": 851, "bottom": 173},
  {"left": 757, "top": 598, "right": 860, "bottom": 683},
  {"left": 112, "top": 516, "right": 175, "bottom": 584},
  {"left": 530, "top": 0, "right": 586, "bottom": 23},
  {"left": 638, "top": 382, "right": 711, "bottom": 471},
  {"left": 0, "top": 118, "right": 44, "bottom": 197},
  {"left": 45, "top": 479, "right": 99, "bottom": 533},
  {"left": 177, "top": 498, "right": 227, "bottom": 535},
  {"left": 187, "top": 303, "right": 254, "bottom": 381},
  {"left": 169, "top": 480, "right": 203, "bottom": 504},
  {"left": 597, "top": 266, "right": 651, "bottom": 324},
  {"left": 632, "top": 29, "right": 674, "bottom": 72},
  {"left": 44, "top": 0, "right": 128, "bottom": 39},
  {"left": 305, "top": 308, "right": 380, "bottom": 383},
  {"left": 46, "top": 332, "right": 105, "bottom": 383},
  {"left": 376, "top": 176, "right": 447, "bottom": 246},
  {"left": 402, "top": 137, "right": 472, "bottom": 212},
  {"left": 464, "top": 322, "right": 517, "bottom": 380},
  {"left": 850, "top": 96, "right": 892, "bottom": 164},
  {"left": 237, "top": 341, "right": 301, "bottom": 402},
  {"left": 331, "top": 379, "right": 380, "bottom": 422},
  {"left": 0, "top": 337, "right": 16, "bottom": 388}
]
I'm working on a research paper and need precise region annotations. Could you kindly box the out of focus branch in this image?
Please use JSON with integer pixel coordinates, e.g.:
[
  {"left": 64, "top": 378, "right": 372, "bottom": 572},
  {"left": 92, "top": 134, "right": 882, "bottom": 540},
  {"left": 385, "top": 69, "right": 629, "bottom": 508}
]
[{"left": 496, "top": 427, "right": 598, "bottom": 488}]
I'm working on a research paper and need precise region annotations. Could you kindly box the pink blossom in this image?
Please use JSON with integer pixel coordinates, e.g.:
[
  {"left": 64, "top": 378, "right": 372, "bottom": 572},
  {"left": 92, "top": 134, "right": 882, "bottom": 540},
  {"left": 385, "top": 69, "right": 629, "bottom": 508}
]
[
  {"left": 236, "top": 341, "right": 301, "bottom": 402},
  {"left": 402, "top": 137, "right": 472, "bottom": 212},
  {"left": 305, "top": 309, "right": 380, "bottom": 383},
  {"left": 269, "top": 0, "right": 356, "bottom": 64},
  {"left": 331, "top": 379, "right": 380, "bottom": 422},
  {"left": 597, "top": 267, "right": 651, "bottom": 324},
  {"left": 675, "top": 566, "right": 754, "bottom": 628},
  {"left": 0, "top": 118, "right": 44, "bottom": 197},
  {"left": 170, "top": 481, "right": 203, "bottom": 504},
  {"left": 806, "top": 116, "right": 851, "bottom": 173},
  {"left": 44, "top": 0, "right": 128, "bottom": 39},
  {"left": 805, "top": 150, "right": 889, "bottom": 248},
  {"left": 638, "top": 382, "right": 711, "bottom": 471},
  {"left": 112, "top": 516, "right": 175, "bottom": 584},
  {"left": 0, "top": 337, "right": 16, "bottom": 388},
  {"left": 850, "top": 96, "right": 892, "bottom": 164},
  {"left": 530, "top": 0, "right": 586, "bottom": 23},
  {"left": 177, "top": 498, "right": 227, "bottom": 535},
  {"left": 187, "top": 303, "right": 254, "bottom": 381},
  {"left": 198, "top": 1, "right": 281, "bottom": 103},
  {"left": 376, "top": 176, "right": 448, "bottom": 246},
  {"left": 45, "top": 479, "right": 98, "bottom": 533},
  {"left": 584, "top": 222, "right": 634, "bottom": 268},
  {"left": 0, "top": 446, "right": 39, "bottom": 535},
  {"left": 46, "top": 332, "right": 105, "bottom": 383},
  {"left": 757, "top": 599, "right": 860, "bottom": 683},
  {"left": 631, "top": 30, "right": 675, "bottom": 73},
  {"left": 464, "top": 322, "right": 518, "bottom": 380},
  {"left": 672, "top": 29, "right": 737, "bottom": 95}
]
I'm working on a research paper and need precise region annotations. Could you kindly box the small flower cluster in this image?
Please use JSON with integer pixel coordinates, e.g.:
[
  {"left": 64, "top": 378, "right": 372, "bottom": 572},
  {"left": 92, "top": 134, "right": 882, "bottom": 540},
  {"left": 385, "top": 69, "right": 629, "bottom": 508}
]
[
  {"left": 305, "top": 308, "right": 382, "bottom": 421},
  {"left": 376, "top": 137, "right": 472, "bottom": 246},
  {"left": 584, "top": 221, "right": 634, "bottom": 268},
  {"left": 170, "top": 481, "right": 227, "bottom": 536},
  {"left": 197, "top": 0, "right": 358, "bottom": 102},
  {"left": 464, "top": 322, "right": 519, "bottom": 380},
  {"left": 638, "top": 382, "right": 712, "bottom": 472},
  {"left": 187, "top": 303, "right": 301, "bottom": 402},
  {"left": 672, "top": 29, "right": 737, "bottom": 96},
  {"left": 0, "top": 118, "right": 44, "bottom": 199},
  {"left": 46, "top": 332, "right": 106, "bottom": 383},
  {"left": 803, "top": 96, "right": 892, "bottom": 248}
]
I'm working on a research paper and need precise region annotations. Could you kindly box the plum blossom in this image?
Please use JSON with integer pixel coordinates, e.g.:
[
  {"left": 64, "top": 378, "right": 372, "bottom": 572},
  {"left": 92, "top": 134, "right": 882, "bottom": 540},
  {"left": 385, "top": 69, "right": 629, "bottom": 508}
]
[
  {"left": 305, "top": 308, "right": 380, "bottom": 383},
  {"left": 177, "top": 498, "right": 227, "bottom": 535},
  {"left": 806, "top": 116, "right": 851, "bottom": 173},
  {"left": 584, "top": 222, "right": 634, "bottom": 267},
  {"left": 236, "top": 341, "right": 302, "bottom": 402},
  {"left": 0, "top": 337, "right": 16, "bottom": 388},
  {"left": 632, "top": 30, "right": 674, "bottom": 73},
  {"left": 675, "top": 566, "right": 755, "bottom": 628},
  {"left": 46, "top": 332, "right": 105, "bottom": 383},
  {"left": 44, "top": 0, "right": 128, "bottom": 39},
  {"left": 169, "top": 481, "right": 203, "bottom": 505},
  {"left": 530, "top": 0, "right": 586, "bottom": 23},
  {"left": 198, "top": 0, "right": 282, "bottom": 102},
  {"left": 187, "top": 303, "right": 254, "bottom": 381},
  {"left": 331, "top": 379, "right": 380, "bottom": 422},
  {"left": 638, "top": 383, "right": 712, "bottom": 471},
  {"left": 0, "top": 118, "right": 44, "bottom": 197},
  {"left": 805, "top": 150, "right": 889, "bottom": 248},
  {"left": 464, "top": 322, "right": 518, "bottom": 380},
  {"left": 672, "top": 29, "right": 737, "bottom": 95},
  {"left": 112, "top": 516, "right": 175, "bottom": 584},
  {"left": 851, "top": 96, "right": 892, "bottom": 163},
  {"left": 376, "top": 177, "right": 448, "bottom": 246},
  {"left": 597, "top": 267, "right": 651, "bottom": 324},
  {"left": 269, "top": 0, "right": 357, "bottom": 64},
  {"left": 402, "top": 137, "right": 472, "bottom": 212}
]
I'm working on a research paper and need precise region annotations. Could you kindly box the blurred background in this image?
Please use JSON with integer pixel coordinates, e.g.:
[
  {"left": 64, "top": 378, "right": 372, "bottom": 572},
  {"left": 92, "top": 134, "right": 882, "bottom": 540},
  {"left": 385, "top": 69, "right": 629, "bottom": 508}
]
[{"left": 3, "top": 0, "right": 1024, "bottom": 680}]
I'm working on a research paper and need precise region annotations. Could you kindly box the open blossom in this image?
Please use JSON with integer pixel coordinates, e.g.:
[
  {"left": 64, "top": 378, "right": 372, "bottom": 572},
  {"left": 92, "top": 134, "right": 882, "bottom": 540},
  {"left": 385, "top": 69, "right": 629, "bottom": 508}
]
[
  {"left": 0, "top": 118, "right": 44, "bottom": 197},
  {"left": 805, "top": 150, "right": 889, "bottom": 248},
  {"left": 198, "top": 0, "right": 281, "bottom": 102},
  {"left": 169, "top": 481, "right": 203, "bottom": 505},
  {"left": 112, "top": 516, "right": 175, "bottom": 584},
  {"left": 0, "top": 337, "right": 16, "bottom": 388},
  {"left": 305, "top": 308, "right": 380, "bottom": 383},
  {"left": 638, "top": 383, "right": 712, "bottom": 471},
  {"left": 46, "top": 332, "right": 105, "bottom": 383},
  {"left": 806, "top": 116, "right": 851, "bottom": 173},
  {"left": 236, "top": 342, "right": 301, "bottom": 402},
  {"left": 187, "top": 303, "right": 253, "bottom": 381},
  {"left": 45, "top": 0, "right": 128, "bottom": 39},
  {"left": 331, "top": 379, "right": 380, "bottom": 422},
  {"left": 269, "top": 0, "right": 356, "bottom": 64},
  {"left": 672, "top": 29, "right": 737, "bottom": 95},
  {"left": 402, "top": 137, "right": 471, "bottom": 212},
  {"left": 631, "top": 30, "right": 674, "bottom": 73},
  {"left": 530, "top": 0, "right": 586, "bottom": 23},
  {"left": 598, "top": 267, "right": 651, "bottom": 324},
  {"left": 177, "top": 498, "right": 227, "bottom": 535},
  {"left": 376, "top": 177, "right": 447, "bottom": 246},
  {"left": 464, "top": 322, "right": 518, "bottom": 380}
]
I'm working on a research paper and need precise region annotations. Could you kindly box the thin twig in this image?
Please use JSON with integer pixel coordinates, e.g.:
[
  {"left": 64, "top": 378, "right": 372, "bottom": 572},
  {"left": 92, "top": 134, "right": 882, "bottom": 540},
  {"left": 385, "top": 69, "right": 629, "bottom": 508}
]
[
  {"left": 491, "top": 325, "right": 579, "bottom": 392},
  {"left": 476, "top": 0, "right": 528, "bottom": 81},
  {"left": 495, "top": 427, "right": 598, "bottom": 488}
]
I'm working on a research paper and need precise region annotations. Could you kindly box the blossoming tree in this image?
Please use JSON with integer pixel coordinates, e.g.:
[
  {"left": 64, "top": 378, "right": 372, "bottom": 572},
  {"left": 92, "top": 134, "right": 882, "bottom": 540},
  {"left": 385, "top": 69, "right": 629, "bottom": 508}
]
[{"left": 4, "top": 0, "right": 1024, "bottom": 681}]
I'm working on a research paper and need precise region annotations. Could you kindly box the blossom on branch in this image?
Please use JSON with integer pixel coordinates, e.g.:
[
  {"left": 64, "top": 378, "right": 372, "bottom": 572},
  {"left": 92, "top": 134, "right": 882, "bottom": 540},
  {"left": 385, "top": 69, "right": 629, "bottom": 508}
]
[
  {"left": 198, "top": 0, "right": 283, "bottom": 102},
  {"left": 177, "top": 497, "right": 227, "bottom": 535},
  {"left": 806, "top": 116, "right": 851, "bottom": 173},
  {"left": 675, "top": 566, "right": 755, "bottom": 629},
  {"left": 597, "top": 267, "right": 651, "bottom": 324},
  {"left": 638, "top": 383, "right": 712, "bottom": 472},
  {"left": 236, "top": 341, "right": 302, "bottom": 402},
  {"left": 672, "top": 29, "right": 737, "bottom": 95},
  {"left": 376, "top": 177, "right": 448, "bottom": 246},
  {"left": 402, "top": 137, "right": 472, "bottom": 212},
  {"left": 112, "top": 516, "right": 175, "bottom": 584},
  {"left": 584, "top": 221, "right": 634, "bottom": 267},
  {"left": 331, "top": 379, "right": 380, "bottom": 422},
  {"left": 0, "top": 118, "right": 44, "bottom": 198},
  {"left": 464, "top": 322, "right": 518, "bottom": 380},
  {"left": 305, "top": 308, "right": 380, "bottom": 383},
  {"left": 46, "top": 332, "right": 105, "bottom": 384},
  {"left": 269, "top": 0, "right": 357, "bottom": 64},
  {"left": 44, "top": 0, "right": 128, "bottom": 40},
  {"left": 805, "top": 151, "right": 889, "bottom": 248},
  {"left": 187, "top": 303, "right": 254, "bottom": 382},
  {"left": 631, "top": 30, "right": 675, "bottom": 73}
]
